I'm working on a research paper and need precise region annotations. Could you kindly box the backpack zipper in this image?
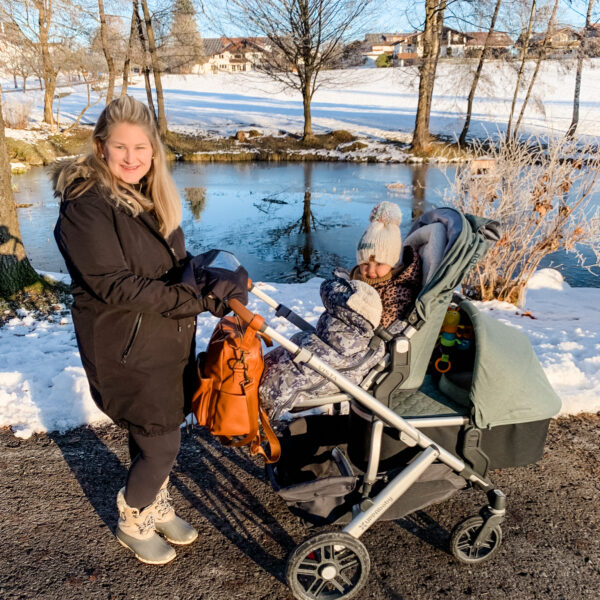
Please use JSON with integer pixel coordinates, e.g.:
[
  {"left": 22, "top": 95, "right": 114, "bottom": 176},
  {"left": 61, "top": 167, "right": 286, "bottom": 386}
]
[{"left": 121, "top": 314, "right": 143, "bottom": 365}]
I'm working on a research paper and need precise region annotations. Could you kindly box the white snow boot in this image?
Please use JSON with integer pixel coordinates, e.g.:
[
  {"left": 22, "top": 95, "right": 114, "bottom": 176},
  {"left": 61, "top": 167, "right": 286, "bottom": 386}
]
[
  {"left": 116, "top": 488, "right": 176, "bottom": 565},
  {"left": 151, "top": 478, "right": 198, "bottom": 545}
]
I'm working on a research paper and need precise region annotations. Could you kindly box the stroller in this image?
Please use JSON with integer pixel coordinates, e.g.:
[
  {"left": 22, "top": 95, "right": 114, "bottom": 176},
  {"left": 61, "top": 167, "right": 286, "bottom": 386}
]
[{"left": 226, "top": 207, "right": 562, "bottom": 600}]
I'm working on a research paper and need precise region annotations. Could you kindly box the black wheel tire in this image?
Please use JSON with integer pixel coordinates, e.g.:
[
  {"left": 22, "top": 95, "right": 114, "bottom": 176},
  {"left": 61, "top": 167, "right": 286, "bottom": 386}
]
[
  {"left": 450, "top": 515, "right": 502, "bottom": 564},
  {"left": 286, "top": 531, "right": 370, "bottom": 600}
]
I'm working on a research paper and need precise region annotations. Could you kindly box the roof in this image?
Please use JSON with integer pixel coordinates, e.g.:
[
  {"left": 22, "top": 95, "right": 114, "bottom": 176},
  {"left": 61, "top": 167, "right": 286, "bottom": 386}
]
[
  {"left": 586, "top": 23, "right": 600, "bottom": 38},
  {"left": 203, "top": 38, "right": 225, "bottom": 56},
  {"left": 222, "top": 38, "right": 268, "bottom": 53},
  {"left": 465, "top": 31, "right": 513, "bottom": 47},
  {"left": 202, "top": 36, "right": 269, "bottom": 57},
  {"left": 364, "top": 32, "right": 413, "bottom": 43}
]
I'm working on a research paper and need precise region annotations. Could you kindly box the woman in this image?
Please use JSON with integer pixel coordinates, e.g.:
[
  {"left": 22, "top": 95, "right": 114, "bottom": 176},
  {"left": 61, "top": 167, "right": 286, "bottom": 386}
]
[{"left": 53, "top": 96, "right": 247, "bottom": 565}]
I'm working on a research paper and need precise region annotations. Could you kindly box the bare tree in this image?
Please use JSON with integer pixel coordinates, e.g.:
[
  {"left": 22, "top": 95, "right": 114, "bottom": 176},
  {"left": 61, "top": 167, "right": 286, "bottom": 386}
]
[
  {"left": 506, "top": 0, "right": 537, "bottom": 141},
  {"left": 0, "top": 85, "right": 40, "bottom": 298},
  {"left": 121, "top": 6, "right": 137, "bottom": 96},
  {"left": 0, "top": 0, "right": 80, "bottom": 125},
  {"left": 458, "top": 0, "right": 503, "bottom": 146},
  {"left": 97, "top": 0, "right": 116, "bottom": 104},
  {"left": 133, "top": 0, "right": 157, "bottom": 122},
  {"left": 567, "top": 0, "right": 596, "bottom": 138},
  {"left": 512, "top": 0, "right": 559, "bottom": 139},
  {"left": 223, "top": 0, "right": 373, "bottom": 141},
  {"left": 412, "top": 0, "right": 447, "bottom": 153},
  {"left": 139, "top": 0, "right": 167, "bottom": 135}
]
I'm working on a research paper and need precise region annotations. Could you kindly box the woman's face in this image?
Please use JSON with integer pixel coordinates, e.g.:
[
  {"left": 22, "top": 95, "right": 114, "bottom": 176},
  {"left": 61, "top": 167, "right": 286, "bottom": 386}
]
[
  {"left": 359, "top": 260, "right": 392, "bottom": 280},
  {"left": 103, "top": 122, "right": 153, "bottom": 184}
]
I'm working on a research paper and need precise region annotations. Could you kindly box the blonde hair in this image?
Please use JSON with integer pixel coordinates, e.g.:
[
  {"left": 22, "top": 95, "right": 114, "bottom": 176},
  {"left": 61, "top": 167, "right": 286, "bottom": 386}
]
[{"left": 55, "top": 96, "right": 181, "bottom": 237}]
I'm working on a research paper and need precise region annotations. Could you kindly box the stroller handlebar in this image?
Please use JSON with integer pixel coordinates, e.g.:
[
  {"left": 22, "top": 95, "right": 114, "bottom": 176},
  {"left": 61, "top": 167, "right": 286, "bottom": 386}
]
[{"left": 229, "top": 298, "right": 266, "bottom": 331}]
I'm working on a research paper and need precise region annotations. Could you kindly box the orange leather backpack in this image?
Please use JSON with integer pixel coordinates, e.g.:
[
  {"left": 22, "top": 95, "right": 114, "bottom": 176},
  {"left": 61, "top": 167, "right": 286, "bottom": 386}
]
[{"left": 192, "top": 313, "right": 281, "bottom": 463}]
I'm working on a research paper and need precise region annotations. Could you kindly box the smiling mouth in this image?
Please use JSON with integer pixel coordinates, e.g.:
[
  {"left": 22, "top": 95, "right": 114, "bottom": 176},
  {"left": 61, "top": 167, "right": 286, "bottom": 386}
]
[{"left": 121, "top": 165, "right": 140, "bottom": 171}]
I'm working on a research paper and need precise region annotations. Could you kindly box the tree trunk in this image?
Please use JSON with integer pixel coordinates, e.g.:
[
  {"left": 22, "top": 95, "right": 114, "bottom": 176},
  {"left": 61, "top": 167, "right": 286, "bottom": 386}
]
[
  {"left": 121, "top": 7, "right": 137, "bottom": 97},
  {"left": 140, "top": 0, "right": 167, "bottom": 136},
  {"left": 0, "top": 86, "right": 39, "bottom": 298},
  {"left": 459, "top": 0, "right": 502, "bottom": 146},
  {"left": 37, "top": 0, "right": 56, "bottom": 126},
  {"left": 302, "top": 85, "right": 313, "bottom": 140},
  {"left": 412, "top": 0, "right": 446, "bottom": 154},
  {"left": 567, "top": 0, "right": 595, "bottom": 138},
  {"left": 513, "top": 0, "right": 559, "bottom": 138},
  {"left": 134, "top": 0, "right": 157, "bottom": 121},
  {"left": 98, "top": 0, "right": 115, "bottom": 105},
  {"left": 506, "top": 0, "right": 536, "bottom": 141}
]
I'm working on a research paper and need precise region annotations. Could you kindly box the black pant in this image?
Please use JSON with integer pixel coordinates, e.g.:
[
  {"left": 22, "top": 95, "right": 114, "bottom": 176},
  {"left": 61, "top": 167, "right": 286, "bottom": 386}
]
[{"left": 125, "top": 428, "right": 181, "bottom": 509}]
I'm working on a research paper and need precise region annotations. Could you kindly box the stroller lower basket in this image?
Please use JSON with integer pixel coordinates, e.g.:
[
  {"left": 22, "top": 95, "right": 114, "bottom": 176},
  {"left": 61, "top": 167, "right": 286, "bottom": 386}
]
[{"left": 268, "top": 415, "right": 465, "bottom": 525}]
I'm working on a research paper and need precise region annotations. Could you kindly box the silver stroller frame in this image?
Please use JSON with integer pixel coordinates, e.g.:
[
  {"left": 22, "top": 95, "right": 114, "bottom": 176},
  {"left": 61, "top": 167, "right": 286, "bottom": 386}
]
[{"left": 235, "top": 285, "right": 507, "bottom": 600}]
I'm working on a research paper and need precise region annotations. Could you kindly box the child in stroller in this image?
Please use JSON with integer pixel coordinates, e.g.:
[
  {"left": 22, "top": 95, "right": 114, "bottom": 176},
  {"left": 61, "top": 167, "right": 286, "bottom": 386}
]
[{"left": 260, "top": 202, "right": 423, "bottom": 420}]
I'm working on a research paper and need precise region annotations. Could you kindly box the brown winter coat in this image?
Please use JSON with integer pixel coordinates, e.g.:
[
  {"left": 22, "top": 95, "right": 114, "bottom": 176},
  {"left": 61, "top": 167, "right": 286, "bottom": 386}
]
[{"left": 53, "top": 166, "right": 204, "bottom": 436}]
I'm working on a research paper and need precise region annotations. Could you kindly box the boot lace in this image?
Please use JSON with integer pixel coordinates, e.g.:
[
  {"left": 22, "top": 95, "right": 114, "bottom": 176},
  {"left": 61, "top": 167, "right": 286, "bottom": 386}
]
[
  {"left": 155, "top": 488, "right": 174, "bottom": 520},
  {"left": 137, "top": 512, "right": 155, "bottom": 536}
]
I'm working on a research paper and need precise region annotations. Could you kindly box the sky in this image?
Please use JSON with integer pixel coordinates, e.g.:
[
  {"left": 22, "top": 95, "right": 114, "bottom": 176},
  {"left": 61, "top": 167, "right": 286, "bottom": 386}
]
[{"left": 194, "top": 0, "right": 600, "bottom": 40}]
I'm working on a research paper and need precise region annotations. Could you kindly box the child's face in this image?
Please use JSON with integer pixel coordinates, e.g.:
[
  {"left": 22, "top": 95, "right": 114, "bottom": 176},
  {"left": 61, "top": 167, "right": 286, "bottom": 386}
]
[{"left": 359, "top": 261, "right": 392, "bottom": 280}]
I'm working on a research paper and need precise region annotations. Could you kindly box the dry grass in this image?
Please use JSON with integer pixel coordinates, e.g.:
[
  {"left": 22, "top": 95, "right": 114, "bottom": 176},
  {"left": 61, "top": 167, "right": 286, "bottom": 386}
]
[
  {"left": 444, "top": 136, "right": 600, "bottom": 306},
  {"left": 2, "top": 97, "right": 33, "bottom": 129}
]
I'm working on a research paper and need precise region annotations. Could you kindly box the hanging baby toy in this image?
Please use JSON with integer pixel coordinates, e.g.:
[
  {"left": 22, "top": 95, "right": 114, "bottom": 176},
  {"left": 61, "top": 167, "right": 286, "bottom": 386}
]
[{"left": 435, "top": 306, "right": 462, "bottom": 373}]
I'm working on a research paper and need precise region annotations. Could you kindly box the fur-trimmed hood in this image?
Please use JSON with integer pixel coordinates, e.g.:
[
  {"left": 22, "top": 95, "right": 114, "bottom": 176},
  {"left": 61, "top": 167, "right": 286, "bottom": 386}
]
[{"left": 50, "top": 157, "right": 97, "bottom": 200}]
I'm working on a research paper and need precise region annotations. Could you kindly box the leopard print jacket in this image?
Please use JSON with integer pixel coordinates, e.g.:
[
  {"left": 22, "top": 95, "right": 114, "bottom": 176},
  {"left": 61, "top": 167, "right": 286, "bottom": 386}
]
[{"left": 351, "top": 245, "right": 422, "bottom": 328}]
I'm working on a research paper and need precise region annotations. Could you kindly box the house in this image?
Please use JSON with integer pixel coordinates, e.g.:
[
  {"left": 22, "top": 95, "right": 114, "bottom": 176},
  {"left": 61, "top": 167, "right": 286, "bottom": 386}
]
[
  {"left": 440, "top": 28, "right": 513, "bottom": 58},
  {"left": 361, "top": 33, "right": 413, "bottom": 66},
  {"left": 192, "top": 37, "right": 271, "bottom": 74},
  {"left": 583, "top": 23, "right": 600, "bottom": 57},
  {"left": 464, "top": 31, "right": 513, "bottom": 58},
  {"left": 521, "top": 26, "right": 581, "bottom": 57},
  {"left": 363, "top": 28, "right": 513, "bottom": 66},
  {"left": 392, "top": 33, "right": 420, "bottom": 65},
  {"left": 439, "top": 26, "right": 471, "bottom": 57}
]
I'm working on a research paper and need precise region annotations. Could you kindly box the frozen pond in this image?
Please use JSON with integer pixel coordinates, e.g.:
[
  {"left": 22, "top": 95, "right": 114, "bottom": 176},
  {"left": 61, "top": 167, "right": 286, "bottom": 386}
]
[{"left": 13, "top": 161, "right": 600, "bottom": 286}]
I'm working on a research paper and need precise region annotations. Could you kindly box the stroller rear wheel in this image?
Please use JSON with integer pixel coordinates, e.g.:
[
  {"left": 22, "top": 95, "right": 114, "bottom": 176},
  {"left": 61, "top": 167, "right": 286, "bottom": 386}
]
[
  {"left": 450, "top": 515, "right": 502, "bottom": 564},
  {"left": 286, "top": 531, "right": 370, "bottom": 600}
]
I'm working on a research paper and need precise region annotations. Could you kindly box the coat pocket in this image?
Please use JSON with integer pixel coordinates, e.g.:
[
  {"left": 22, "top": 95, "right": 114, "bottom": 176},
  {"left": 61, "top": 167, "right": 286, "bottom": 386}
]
[{"left": 120, "top": 313, "right": 143, "bottom": 365}]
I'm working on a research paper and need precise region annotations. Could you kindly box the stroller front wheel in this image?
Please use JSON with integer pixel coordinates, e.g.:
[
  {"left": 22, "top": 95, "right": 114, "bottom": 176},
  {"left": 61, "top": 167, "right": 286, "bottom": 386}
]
[
  {"left": 450, "top": 515, "right": 503, "bottom": 564},
  {"left": 286, "top": 531, "right": 370, "bottom": 600}
]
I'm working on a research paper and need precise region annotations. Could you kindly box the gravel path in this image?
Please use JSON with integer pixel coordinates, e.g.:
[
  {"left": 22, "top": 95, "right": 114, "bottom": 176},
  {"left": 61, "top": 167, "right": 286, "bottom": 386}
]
[{"left": 1, "top": 415, "right": 598, "bottom": 600}]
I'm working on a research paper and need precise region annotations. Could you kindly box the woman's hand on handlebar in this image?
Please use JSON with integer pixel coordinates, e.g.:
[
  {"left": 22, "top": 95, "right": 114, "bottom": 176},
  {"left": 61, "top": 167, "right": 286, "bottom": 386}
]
[
  {"left": 201, "top": 293, "right": 230, "bottom": 318},
  {"left": 202, "top": 265, "right": 249, "bottom": 306}
]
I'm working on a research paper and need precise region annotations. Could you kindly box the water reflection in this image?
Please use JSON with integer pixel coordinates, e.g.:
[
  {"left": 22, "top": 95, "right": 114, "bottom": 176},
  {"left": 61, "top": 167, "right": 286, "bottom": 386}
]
[
  {"left": 184, "top": 186, "right": 207, "bottom": 221},
  {"left": 411, "top": 164, "right": 427, "bottom": 220},
  {"left": 12, "top": 161, "right": 599, "bottom": 286}
]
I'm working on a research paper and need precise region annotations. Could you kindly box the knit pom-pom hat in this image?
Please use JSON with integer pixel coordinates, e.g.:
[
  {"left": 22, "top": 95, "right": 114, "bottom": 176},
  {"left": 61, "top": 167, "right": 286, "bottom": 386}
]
[{"left": 356, "top": 201, "right": 403, "bottom": 267}]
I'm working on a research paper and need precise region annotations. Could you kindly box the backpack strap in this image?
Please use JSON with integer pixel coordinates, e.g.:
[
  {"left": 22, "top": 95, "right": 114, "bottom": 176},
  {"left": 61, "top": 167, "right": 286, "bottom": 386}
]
[
  {"left": 224, "top": 382, "right": 281, "bottom": 463},
  {"left": 251, "top": 407, "right": 281, "bottom": 464}
]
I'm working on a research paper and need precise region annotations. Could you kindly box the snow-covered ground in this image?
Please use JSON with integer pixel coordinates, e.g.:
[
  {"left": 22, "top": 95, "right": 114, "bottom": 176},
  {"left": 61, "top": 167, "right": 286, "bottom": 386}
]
[
  {"left": 2, "top": 65, "right": 599, "bottom": 437},
  {"left": 1, "top": 268, "right": 598, "bottom": 439},
  {"left": 3, "top": 60, "right": 600, "bottom": 143}
]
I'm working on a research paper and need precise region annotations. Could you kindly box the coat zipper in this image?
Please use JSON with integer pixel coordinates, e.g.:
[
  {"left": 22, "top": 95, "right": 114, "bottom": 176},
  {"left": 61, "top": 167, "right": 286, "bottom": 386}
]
[{"left": 121, "top": 314, "right": 143, "bottom": 365}]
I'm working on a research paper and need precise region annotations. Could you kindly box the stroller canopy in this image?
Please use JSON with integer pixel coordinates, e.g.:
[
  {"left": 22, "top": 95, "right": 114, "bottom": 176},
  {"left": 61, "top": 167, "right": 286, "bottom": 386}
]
[
  {"left": 461, "top": 300, "right": 562, "bottom": 429},
  {"left": 406, "top": 208, "right": 500, "bottom": 323}
]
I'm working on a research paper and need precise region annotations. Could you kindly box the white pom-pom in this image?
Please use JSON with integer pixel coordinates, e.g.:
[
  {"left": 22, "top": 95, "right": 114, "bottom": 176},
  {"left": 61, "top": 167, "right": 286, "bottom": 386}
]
[{"left": 369, "top": 201, "right": 402, "bottom": 227}]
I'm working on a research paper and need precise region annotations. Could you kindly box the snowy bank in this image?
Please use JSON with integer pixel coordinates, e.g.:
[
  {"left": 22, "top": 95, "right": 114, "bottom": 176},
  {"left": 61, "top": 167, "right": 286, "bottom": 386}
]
[
  {"left": 4, "top": 60, "right": 600, "bottom": 147},
  {"left": 0, "top": 269, "right": 598, "bottom": 438}
]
